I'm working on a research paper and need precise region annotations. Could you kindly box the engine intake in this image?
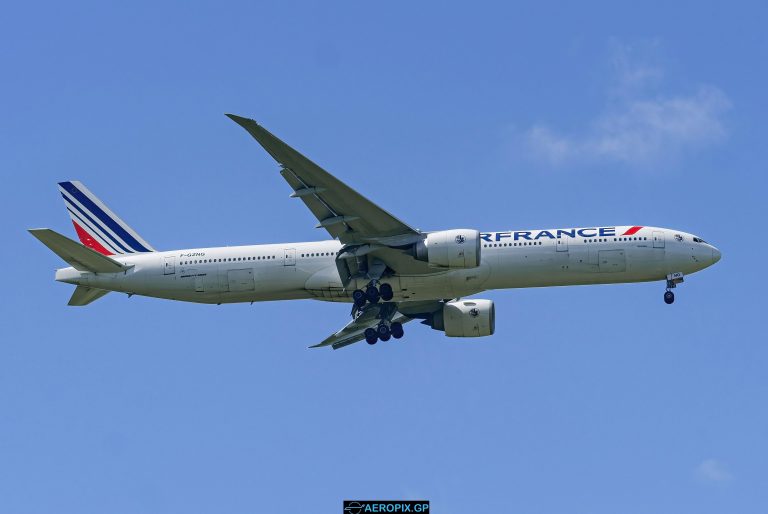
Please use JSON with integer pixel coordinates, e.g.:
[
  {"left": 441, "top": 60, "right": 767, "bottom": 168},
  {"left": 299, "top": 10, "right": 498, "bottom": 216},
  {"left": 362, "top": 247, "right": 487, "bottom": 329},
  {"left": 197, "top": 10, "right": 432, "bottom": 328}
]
[
  {"left": 414, "top": 229, "right": 481, "bottom": 268},
  {"left": 428, "top": 299, "right": 495, "bottom": 337}
]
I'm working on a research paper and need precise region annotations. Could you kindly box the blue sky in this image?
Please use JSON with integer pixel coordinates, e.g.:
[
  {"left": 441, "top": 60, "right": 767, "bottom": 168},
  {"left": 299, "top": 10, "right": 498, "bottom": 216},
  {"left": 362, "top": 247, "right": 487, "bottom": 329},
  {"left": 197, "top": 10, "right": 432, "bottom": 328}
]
[{"left": 2, "top": 1, "right": 767, "bottom": 512}]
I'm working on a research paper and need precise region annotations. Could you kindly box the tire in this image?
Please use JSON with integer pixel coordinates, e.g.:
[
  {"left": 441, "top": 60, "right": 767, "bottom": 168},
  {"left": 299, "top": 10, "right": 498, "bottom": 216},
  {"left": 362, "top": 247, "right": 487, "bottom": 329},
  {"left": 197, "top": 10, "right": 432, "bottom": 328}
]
[
  {"left": 377, "top": 323, "right": 391, "bottom": 338},
  {"left": 379, "top": 283, "right": 394, "bottom": 301},
  {"left": 352, "top": 289, "right": 366, "bottom": 308},
  {"left": 391, "top": 321, "right": 404, "bottom": 339},
  {"left": 379, "top": 333, "right": 391, "bottom": 342},
  {"left": 664, "top": 291, "right": 675, "bottom": 304},
  {"left": 364, "top": 327, "right": 378, "bottom": 345},
  {"left": 366, "top": 285, "right": 380, "bottom": 304}
]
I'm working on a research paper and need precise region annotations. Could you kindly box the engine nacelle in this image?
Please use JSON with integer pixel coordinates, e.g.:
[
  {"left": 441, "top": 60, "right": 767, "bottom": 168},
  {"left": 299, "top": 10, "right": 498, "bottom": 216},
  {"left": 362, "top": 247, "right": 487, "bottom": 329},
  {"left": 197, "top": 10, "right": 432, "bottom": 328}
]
[
  {"left": 414, "top": 229, "right": 481, "bottom": 268},
  {"left": 428, "top": 299, "right": 495, "bottom": 337}
]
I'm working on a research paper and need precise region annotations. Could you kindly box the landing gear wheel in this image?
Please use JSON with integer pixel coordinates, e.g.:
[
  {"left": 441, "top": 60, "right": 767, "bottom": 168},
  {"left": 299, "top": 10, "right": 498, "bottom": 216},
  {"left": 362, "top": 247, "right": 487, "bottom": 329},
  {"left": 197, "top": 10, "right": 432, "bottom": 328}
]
[
  {"left": 377, "top": 323, "right": 391, "bottom": 339},
  {"left": 366, "top": 285, "right": 381, "bottom": 304},
  {"left": 364, "top": 327, "right": 378, "bottom": 345},
  {"left": 664, "top": 290, "right": 675, "bottom": 304},
  {"left": 379, "top": 283, "right": 394, "bottom": 301},
  {"left": 352, "top": 289, "right": 367, "bottom": 308},
  {"left": 379, "top": 333, "right": 391, "bottom": 342},
  {"left": 391, "top": 321, "right": 404, "bottom": 339}
]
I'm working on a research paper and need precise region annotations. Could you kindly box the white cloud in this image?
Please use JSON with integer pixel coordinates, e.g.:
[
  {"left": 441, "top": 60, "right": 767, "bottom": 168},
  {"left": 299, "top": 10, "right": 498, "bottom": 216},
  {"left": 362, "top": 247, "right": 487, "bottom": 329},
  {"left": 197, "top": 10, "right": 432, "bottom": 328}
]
[
  {"left": 522, "top": 44, "right": 731, "bottom": 169},
  {"left": 610, "top": 39, "right": 665, "bottom": 93},
  {"left": 695, "top": 458, "right": 733, "bottom": 483}
]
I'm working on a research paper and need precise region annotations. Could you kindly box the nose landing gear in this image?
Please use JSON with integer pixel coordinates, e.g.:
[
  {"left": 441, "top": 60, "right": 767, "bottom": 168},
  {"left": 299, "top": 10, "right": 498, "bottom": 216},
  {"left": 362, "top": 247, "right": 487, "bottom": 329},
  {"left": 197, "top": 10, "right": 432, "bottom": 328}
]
[{"left": 663, "top": 272, "right": 684, "bottom": 305}]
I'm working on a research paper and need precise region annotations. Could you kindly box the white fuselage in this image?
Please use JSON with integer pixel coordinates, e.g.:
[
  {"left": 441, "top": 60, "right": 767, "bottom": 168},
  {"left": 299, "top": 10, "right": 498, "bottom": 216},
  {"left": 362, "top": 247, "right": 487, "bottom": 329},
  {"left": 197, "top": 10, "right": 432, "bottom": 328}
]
[{"left": 54, "top": 226, "right": 721, "bottom": 305}]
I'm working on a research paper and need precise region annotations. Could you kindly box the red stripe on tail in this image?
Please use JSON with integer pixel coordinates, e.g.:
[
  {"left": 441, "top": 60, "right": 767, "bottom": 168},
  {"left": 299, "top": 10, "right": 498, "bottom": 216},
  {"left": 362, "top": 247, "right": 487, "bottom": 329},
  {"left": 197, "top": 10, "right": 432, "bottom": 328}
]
[
  {"left": 623, "top": 226, "right": 643, "bottom": 236},
  {"left": 72, "top": 221, "right": 113, "bottom": 255}
]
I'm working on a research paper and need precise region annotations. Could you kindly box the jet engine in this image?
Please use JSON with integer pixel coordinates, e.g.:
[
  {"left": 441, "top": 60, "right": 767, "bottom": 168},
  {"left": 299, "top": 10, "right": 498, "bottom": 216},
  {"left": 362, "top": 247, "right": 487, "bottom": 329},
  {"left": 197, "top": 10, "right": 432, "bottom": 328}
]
[
  {"left": 426, "top": 299, "right": 495, "bottom": 337},
  {"left": 413, "top": 229, "right": 481, "bottom": 268}
]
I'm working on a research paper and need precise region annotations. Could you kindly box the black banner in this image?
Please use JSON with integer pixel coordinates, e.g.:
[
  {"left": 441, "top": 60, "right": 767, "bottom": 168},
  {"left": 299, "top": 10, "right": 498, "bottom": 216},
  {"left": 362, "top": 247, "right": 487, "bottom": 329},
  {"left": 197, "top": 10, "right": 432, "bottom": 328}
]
[{"left": 343, "top": 500, "right": 430, "bottom": 513}]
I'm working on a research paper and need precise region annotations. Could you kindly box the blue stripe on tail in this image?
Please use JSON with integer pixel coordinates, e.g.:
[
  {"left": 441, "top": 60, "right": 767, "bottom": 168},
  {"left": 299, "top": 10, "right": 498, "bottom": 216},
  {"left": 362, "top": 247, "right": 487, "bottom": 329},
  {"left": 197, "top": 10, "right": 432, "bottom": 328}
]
[
  {"left": 58, "top": 181, "right": 151, "bottom": 252},
  {"left": 65, "top": 206, "right": 121, "bottom": 254},
  {"left": 61, "top": 193, "right": 132, "bottom": 253}
]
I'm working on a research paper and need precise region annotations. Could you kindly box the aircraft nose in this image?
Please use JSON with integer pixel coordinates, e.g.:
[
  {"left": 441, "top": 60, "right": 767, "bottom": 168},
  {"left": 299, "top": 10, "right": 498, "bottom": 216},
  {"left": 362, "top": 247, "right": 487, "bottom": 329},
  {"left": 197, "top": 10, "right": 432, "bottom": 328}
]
[{"left": 711, "top": 246, "right": 721, "bottom": 264}]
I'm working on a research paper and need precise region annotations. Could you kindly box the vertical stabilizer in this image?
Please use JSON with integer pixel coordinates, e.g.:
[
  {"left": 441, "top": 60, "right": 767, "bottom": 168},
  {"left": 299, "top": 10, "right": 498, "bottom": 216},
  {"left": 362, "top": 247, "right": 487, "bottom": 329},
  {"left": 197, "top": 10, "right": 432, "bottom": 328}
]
[{"left": 57, "top": 180, "right": 155, "bottom": 255}]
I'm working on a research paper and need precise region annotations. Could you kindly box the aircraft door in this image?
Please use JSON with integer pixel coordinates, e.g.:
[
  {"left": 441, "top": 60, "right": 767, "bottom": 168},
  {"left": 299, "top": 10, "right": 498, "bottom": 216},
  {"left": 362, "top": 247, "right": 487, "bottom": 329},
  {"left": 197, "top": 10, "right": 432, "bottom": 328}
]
[
  {"left": 163, "top": 256, "right": 176, "bottom": 275},
  {"left": 284, "top": 248, "right": 296, "bottom": 266},
  {"left": 653, "top": 231, "right": 665, "bottom": 248},
  {"left": 556, "top": 237, "right": 568, "bottom": 252}
]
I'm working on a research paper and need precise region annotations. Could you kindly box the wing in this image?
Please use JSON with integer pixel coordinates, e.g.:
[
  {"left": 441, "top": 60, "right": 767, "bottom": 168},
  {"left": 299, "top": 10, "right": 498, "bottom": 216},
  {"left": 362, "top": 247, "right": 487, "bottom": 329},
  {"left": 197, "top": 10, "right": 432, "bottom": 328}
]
[
  {"left": 311, "top": 300, "right": 443, "bottom": 350},
  {"left": 226, "top": 114, "right": 421, "bottom": 245}
]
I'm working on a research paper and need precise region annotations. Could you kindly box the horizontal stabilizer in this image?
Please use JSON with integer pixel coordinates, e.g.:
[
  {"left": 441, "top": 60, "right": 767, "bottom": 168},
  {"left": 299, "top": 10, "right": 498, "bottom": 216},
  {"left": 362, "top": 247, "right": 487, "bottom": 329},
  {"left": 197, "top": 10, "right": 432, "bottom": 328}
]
[
  {"left": 28, "top": 229, "right": 128, "bottom": 273},
  {"left": 68, "top": 286, "right": 110, "bottom": 306}
]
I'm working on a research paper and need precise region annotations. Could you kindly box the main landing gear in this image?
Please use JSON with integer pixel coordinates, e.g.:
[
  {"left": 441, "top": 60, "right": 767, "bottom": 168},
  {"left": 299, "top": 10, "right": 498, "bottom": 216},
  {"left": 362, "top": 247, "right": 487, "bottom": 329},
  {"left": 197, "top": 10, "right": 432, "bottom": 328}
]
[
  {"left": 365, "top": 321, "right": 404, "bottom": 345},
  {"left": 664, "top": 272, "right": 684, "bottom": 305},
  {"left": 354, "top": 280, "right": 402, "bottom": 345},
  {"left": 353, "top": 282, "right": 394, "bottom": 308}
]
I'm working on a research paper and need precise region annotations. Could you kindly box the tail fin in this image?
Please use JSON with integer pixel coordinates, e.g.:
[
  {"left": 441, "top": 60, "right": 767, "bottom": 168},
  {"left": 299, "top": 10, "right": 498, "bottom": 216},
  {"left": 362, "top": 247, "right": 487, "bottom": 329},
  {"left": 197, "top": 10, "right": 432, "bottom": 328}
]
[{"left": 57, "top": 180, "right": 155, "bottom": 255}]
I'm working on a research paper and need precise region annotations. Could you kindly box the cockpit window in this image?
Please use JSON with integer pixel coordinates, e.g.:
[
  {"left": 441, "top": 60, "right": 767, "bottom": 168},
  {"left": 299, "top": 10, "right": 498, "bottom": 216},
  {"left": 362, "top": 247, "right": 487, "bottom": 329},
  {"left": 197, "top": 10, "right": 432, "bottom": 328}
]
[{"left": 693, "top": 237, "right": 707, "bottom": 243}]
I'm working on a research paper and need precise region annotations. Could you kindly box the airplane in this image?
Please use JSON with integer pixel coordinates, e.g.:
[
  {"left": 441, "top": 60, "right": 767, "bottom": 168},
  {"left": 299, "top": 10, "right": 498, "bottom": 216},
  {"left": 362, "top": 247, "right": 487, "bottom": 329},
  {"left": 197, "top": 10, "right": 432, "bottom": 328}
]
[{"left": 29, "top": 114, "right": 722, "bottom": 349}]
